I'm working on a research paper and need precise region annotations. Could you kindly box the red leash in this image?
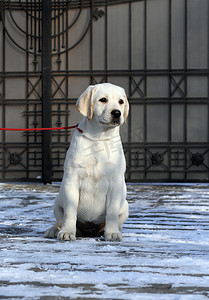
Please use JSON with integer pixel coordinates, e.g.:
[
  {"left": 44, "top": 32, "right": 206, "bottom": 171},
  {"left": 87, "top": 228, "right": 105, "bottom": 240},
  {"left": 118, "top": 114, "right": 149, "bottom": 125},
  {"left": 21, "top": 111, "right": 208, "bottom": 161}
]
[{"left": 0, "top": 124, "right": 83, "bottom": 133}]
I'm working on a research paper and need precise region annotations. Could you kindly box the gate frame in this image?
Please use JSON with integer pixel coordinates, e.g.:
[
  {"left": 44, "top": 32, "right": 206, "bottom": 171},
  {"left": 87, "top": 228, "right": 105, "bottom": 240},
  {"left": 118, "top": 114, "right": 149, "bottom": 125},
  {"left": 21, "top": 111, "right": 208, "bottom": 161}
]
[
  {"left": 0, "top": 0, "right": 209, "bottom": 183},
  {"left": 42, "top": 0, "right": 52, "bottom": 183}
]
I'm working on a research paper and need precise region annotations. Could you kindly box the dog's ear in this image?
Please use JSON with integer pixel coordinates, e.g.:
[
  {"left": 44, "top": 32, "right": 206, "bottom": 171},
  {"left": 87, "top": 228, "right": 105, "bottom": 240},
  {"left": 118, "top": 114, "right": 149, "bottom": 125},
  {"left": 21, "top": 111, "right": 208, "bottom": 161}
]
[
  {"left": 76, "top": 85, "right": 95, "bottom": 120},
  {"left": 123, "top": 92, "right": 129, "bottom": 123}
]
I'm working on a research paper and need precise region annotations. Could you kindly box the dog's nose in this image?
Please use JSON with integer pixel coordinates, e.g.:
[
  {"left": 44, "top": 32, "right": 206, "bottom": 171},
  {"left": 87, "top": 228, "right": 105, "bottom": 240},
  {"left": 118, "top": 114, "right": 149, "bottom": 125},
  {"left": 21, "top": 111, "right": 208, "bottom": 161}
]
[{"left": 111, "top": 110, "right": 121, "bottom": 118}]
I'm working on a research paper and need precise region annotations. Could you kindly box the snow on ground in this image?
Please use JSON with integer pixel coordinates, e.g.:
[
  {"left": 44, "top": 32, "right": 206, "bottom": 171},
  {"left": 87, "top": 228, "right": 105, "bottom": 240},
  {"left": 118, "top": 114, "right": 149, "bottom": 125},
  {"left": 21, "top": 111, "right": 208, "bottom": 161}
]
[{"left": 0, "top": 183, "right": 209, "bottom": 299}]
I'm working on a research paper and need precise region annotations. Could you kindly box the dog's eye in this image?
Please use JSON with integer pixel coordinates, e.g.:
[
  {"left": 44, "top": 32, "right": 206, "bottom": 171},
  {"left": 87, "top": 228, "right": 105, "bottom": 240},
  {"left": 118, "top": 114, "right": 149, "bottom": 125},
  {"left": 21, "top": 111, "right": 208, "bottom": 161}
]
[
  {"left": 119, "top": 99, "right": 124, "bottom": 105},
  {"left": 99, "top": 98, "right": 108, "bottom": 103}
]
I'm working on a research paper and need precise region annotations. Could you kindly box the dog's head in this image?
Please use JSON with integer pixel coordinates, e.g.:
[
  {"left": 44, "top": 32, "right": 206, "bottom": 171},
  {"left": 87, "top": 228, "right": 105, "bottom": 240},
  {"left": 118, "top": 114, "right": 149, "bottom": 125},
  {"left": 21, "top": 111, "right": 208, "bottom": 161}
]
[{"left": 76, "top": 83, "right": 129, "bottom": 127}]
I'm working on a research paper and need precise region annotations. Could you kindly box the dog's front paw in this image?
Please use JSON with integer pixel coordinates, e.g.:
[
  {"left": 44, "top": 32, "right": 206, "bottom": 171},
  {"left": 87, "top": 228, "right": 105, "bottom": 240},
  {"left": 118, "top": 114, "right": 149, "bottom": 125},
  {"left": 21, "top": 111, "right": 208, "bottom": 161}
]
[
  {"left": 44, "top": 226, "right": 60, "bottom": 239},
  {"left": 57, "top": 230, "right": 76, "bottom": 241},
  {"left": 105, "top": 232, "right": 122, "bottom": 242}
]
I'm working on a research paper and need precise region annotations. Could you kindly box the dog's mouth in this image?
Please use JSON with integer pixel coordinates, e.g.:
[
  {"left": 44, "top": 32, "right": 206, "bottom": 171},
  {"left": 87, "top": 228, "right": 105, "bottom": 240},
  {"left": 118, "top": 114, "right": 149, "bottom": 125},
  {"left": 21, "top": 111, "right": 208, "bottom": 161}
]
[{"left": 100, "top": 120, "right": 120, "bottom": 127}]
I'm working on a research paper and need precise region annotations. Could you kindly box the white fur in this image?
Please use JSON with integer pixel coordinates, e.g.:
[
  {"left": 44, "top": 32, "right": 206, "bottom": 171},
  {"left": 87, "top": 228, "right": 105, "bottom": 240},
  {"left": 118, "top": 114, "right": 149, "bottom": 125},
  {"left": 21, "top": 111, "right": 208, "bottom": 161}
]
[{"left": 45, "top": 83, "right": 129, "bottom": 241}]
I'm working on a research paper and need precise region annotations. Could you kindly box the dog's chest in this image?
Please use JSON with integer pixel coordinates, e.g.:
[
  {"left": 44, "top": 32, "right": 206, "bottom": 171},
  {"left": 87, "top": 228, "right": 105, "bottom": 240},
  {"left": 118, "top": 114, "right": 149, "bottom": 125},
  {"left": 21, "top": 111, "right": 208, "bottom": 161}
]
[
  {"left": 83, "top": 137, "right": 121, "bottom": 161},
  {"left": 65, "top": 134, "right": 125, "bottom": 180},
  {"left": 77, "top": 177, "right": 108, "bottom": 223},
  {"left": 81, "top": 147, "right": 120, "bottom": 182},
  {"left": 80, "top": 137, "right": 123, "bottom": 176}
]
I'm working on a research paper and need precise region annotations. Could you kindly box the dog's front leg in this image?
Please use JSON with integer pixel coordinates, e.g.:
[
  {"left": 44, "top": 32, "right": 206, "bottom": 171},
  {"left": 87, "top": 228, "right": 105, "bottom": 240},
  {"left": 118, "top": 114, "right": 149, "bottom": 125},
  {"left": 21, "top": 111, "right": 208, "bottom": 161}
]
[
  {"left": 105, "top": 185, "right": 124, "bottom": 242},
  {"left": 57, "top": 181, "right": 79, "bottom": 241}
]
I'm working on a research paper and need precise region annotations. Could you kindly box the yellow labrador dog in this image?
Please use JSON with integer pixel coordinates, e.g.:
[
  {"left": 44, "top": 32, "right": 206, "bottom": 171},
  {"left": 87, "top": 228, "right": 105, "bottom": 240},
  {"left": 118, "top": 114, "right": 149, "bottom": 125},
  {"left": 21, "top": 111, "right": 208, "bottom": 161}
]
[{"left": 45, "top": 83, "right": 129, "bottom": 241}]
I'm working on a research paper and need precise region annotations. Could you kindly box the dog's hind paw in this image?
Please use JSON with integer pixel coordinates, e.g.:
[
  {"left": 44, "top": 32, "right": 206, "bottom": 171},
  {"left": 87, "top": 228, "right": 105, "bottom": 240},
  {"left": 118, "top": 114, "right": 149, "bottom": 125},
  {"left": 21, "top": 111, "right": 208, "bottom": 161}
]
[{"left": 44, "top": 226, "right": 60, "bottom": 239}]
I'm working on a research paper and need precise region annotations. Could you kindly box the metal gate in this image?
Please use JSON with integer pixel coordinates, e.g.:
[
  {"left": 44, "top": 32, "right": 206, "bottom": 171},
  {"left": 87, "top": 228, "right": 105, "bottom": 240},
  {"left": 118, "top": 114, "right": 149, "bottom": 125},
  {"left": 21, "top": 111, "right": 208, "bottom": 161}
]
[{"left": 0, "top": 0, "right": 209, "bottom": 183}]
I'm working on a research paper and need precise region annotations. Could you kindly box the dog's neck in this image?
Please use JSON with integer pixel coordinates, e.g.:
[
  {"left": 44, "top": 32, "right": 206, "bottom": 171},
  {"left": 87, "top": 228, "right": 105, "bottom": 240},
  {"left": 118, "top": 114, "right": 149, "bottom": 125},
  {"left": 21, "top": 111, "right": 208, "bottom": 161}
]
[{"left": 78, "top": 117, "right": 120, "bottom": 141}]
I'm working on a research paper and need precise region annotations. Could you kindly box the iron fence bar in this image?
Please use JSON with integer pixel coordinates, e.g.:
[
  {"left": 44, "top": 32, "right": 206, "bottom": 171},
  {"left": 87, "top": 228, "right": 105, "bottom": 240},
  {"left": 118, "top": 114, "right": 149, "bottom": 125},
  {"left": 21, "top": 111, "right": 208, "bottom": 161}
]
[
  {"left": 1, "top": 69, "right": 209, "bottom": 77},
  {"left": 168, "top": 0, "right": 172, "bottom": 181},
  {"left": 2, "top": 141, "right": 208, "bottom": 148},
  {"left": 2, "top": 0, "right": 143, "bottom": 10},
  {"left": 90, "top": 0, "right": 93, "bottom": 85},
  {"left": 127, "top": 1, "right": 132, "bottom": 180},
  {"left": 208, "top": 0, "right": 209, "bottom": 180},
  {"left": 42, "top": 0, "right": 52, "bottom": 184},
  {"left": 2, "top": 98, "right": 209, "bottom": 106},
  {"left": 144, "top": 0, "right": 147, "bottom": 179},
  {"left": 65, "top": 0, "right": 69, "bottom": 145},
  {"left": 1, "top": 20, "right": 6, "bottom": 180},
  {"left": 104, "top": 0, "right": 107, "bottom": 81},
  {"left": 26, "top": 0, "right": 29, "bottom": 180},
  {"left": 183, "top": 0, "right": 188, "bottom": 180}
]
